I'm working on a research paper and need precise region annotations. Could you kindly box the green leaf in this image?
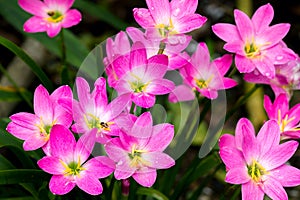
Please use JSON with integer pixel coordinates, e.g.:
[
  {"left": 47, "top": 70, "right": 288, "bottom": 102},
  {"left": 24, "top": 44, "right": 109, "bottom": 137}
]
[
  {"left": 74, "top": 0, "right": 128, "bottom": 30},
  {"left": 0, "top": 169, "right": 50, "bottom": 185},
  {"left": 136, "top": 187, "right": 169, "bottom": 200},
  {"left": 0, "top": 36, "right": 53, "bottom": 91},
  {"left": 0, "top": 86, "right": 32, "bottom": 102}
]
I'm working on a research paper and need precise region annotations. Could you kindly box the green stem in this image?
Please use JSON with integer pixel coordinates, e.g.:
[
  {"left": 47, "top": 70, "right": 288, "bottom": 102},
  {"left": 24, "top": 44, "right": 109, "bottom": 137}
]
[
  {"left": 157, "top": 42, "right": 166, "bottom": 54},
  {"left": 59, "top": 29, "right": 69, "bottom": 85}
]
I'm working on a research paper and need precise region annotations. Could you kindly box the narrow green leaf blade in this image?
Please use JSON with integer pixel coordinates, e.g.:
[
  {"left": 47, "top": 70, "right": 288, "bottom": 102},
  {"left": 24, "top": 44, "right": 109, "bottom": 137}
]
[
  {"left": 0, "top": 169, "right": 50, "bottom": 185},
  {"left": 136, "top": 187, "right": 169, "bottom": 200}
]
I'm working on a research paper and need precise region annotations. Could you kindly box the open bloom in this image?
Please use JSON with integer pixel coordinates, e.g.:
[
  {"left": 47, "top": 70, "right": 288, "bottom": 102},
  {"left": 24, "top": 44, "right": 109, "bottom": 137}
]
[
  {"left": 19, "top": 0, "right": 81, "bottom": 37},
  {"left": 176, "top": 42, "right": 237, "bottom": 100},
  {"left": 38, "top": 125, "right": 115, "bottom": 195},
  {"left": 219, "top": 118, "right": 300, "bottom": 200},
  {"left": 105, "top": 112, "right": 175, "bottom": 187},
  {"left": 6, "top": 85, "right": 73, "bottom": 155},
  {"left": 133, "top": 0, "right": 206, "bottom": 42},
  {"left": 72, "top": 77, "right": 130, "bottom": 144},
  {"left": 111, "top": 42, "right": 175, "bottom": 108},
  {"left": 264, "top": 94, "right": 300, "bottom": 139},
  {"left": 212, "top": 3, "right": 290, "bottom": 78}
]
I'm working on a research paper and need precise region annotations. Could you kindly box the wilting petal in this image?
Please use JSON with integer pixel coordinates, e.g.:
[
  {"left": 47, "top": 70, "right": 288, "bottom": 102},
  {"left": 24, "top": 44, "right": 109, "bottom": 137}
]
[{"left": 49, "top": 175, "right": 75, "bottom": 195}]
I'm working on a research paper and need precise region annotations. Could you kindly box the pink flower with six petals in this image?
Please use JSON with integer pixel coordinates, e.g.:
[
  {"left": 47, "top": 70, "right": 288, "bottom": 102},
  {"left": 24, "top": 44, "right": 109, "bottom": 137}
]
[
  {"left": 219, "top": 118, "right": 300, "bottom": 200},
  {"left": 19, "top": 0, "right": 81, "bottom": 37}
]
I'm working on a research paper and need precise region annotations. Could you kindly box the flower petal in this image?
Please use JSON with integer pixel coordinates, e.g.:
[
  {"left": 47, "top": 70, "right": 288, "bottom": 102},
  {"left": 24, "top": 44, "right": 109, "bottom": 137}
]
[
  {"left": 132, "top": 93, "right": 155, "bottom": 108},
  {"left": 263, "top": 177, "right": 288, "bottom": 200},
  {"left": 257, "top": 120, "right": 280, "bottom": 156},
  {"left": 241, "top": 181, "right": 264, "bottom": 200},
  {"left": 145, "top": 54, "right": 168, "bottom": 79},
  {"left": 170, "top": 0, "right": 198, "bottom": 17},
  {"left": 130, "top": 42, "right": 147, "bottom": 69},
  {"left": 84, "top": 156, "right": 115, "bottom": 179},
  {"left": 132, "top": 168, "right": 157, "bottom": 187},
  {"left": 34, "top": 85, "right": 53, "bottom": 122},
  {"left": 225, "top": 167, "right": 250, "bottom": 184},
  {"left": 234, "top": 9, "right": 253, "bottom": 42},
  {"left": 18, "top": 0, "right": 47, "bottom": 16},
  {"left": 168, "top": 84, "right": 195, "bottom": 103},
  {"left": 212, "top": 23, "right": 240, "bottom": 43},
  {"left": 270, "top": 165, "right": 300, "bottom": 187},
  {"left": 76, "top": 173, "right": 103, "bottom": 195},
  {"left": 146, "top": 79, "right": 175, "bottom": 95},
  {"left": 23, "top": 133, "right": 47, "bottom": 151},
  {"left": 23, "top": 17, "right": 47, "bottom": 33},
  {"left": 61, "top": 9, "right": 81, "bottom": 28},
  {"left": 49, "top": 175, "right": 75, "bottom": 195},
  {"left": 130, "top": 112, "right": 153, "bottom": 138},
  {"left": 259, "top": 24, "right": 290, "bottom": 47},
  {"left": 142, "top": 152, "right": 175, "bottom": 169},
  {"left": 37, "top": 156, "right": 65, "bottom": 175},
  {"left": 46, "top": 23, "right": 62, "bottom": 38},
  {"left": 173, "top": 14, "right": 207, "bottom": 33},
  {"left": 133, "top": 8, "right": 155, "bottom": 28},
  {"left": 235, "top": 55, "right": 256, "bottom": 73},
  {"left": 146, "top": 0, "right": 170, "bottom": 25},
  {"left": 251, "top": 3, "right": 273, "bottom": 33},
  {"left": 74, "top": 129, "right": 96, "bottom": 164}
]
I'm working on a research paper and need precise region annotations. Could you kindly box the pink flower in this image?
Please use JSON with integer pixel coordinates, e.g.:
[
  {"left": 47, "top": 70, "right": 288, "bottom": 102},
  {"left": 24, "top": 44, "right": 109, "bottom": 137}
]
[
  {"left": 126, "top": 27, "right": 191, "bottom": 70},
  {"left": 6, "top": 85, "right": 73, "bottom": 155},
  {"left": 105, "top": 112, "right": 175, "bottom": 187},
  {"left": 133, "top": 0, "right": 206, "bottom": 42},
  {"left": 178, "top": 42, "right": 237, "bottom": 100},
  {"left": 219, "top": 118, "right": 300, "bottom": 200},
  {"left": 38, "top": 125, "right": 115, "bottom": 195},
  {"left": 19, "top": 0, "right": 82, "bottom": 37},
  {"left": 212, "top": 3, "right": 290, "bottom": 78},
  {"left": 111, "top": 42, "right": 175, "bottom": 108},
  {"left": 72, "top": 77, "right": 130, "bottom": 144},
  {"left": 264, "top": 94, "right": 300, "bottom": 139}
]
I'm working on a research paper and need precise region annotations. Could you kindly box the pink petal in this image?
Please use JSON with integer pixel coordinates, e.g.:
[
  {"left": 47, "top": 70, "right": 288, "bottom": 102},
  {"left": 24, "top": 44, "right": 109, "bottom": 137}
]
[
  {"left": 235, "top": 55, "right": 256, "bottom": 73},
  {"left": 257, "top": 120, "right": 280, "bottom": 156},
  {"left": 131, "top": 112, "right": 153, "bottom": 138},
  {"left": 222, "top": 78, "right": 237, "bottom": 89},
  {"left": 259, "top": 24, "right": 290, "bottom": 47},
  {"left": 105, "top": 138, "right": 129, "bottom": 162},
  {"left": 213, "top": 54, "right": 233, "bottom": 76},
  {"left": 23, "top": 133, "right": 47, "bottom": 151},
  {"left": 146, "top": 79, "right": 175, "bottom": 95},
  {"left": 61, "top": 9, "right": 81, "bottom": 28},
  {"left": 173, "top": 14, "right": 207, "bottom": 33},
  {"left": 84, "top": 156, "right": 115, "bottom": 179},
  {"left": 146, "top": 0, "right": 170, "bottom": 25},
  {"left": 50, "top": 85, "right": 72, "bottom": 104},
  {"left": 34, "top": 85, "right": 53, "bottom": 122},
  {"left": 192, "top": 42, "right": 210, "bottom": 68},
  {"left": 168, "top": 53, "right": 189, "bottom": 70},
  {"left": 225, "top": 167, "right": 250, "bottom": 184},
  {"left": 168, "top": 84, "right": 195, "bottom": 103},
  {"left": 23, "top": 17, "right": 47, "bottom": 33},
  {"left": 270, "top": 165, "right": 300, "bottom": 187},
  {"left": 130, "top": 42, "right": 147, "bottom": 69},
  {"left": 251, "top": 3, "right": 274, "bottom": 33},
  {"left": 49, "top": 175, "right": 75, "bottom": 195},
  {"left": 132, "top": 93, "right": 155, "bottom": 108},
  {"left": 170, "top": 0, "right": 198, "bottom": 17},
  {"left": 103, "top": 93, "right": 130, "bottom": 120},
  {"left": 132, "top": 169, "right": 157, "bottom": 187},
  {"left": 18, "top": 0, "right": 47, "bottom": 16},
  {"left": 263, "top": 177, "right": 288, "bottom": 200},
  {"left": 53, "top": 105, "right": 72, "bottom": 127},
  {"left": 146, "top": 54, "right": 168, "bottom": 79},
  {"left": 74, "top": 129, "right": 97, "bottom": 164},
  {"left": 37, "top": 156, "right": 65, "bottom": 175},
  {"left": 44, "top": 0, "right": 74, "bottom": 12},
  {"left": 9, "top": 112, "right": 39, "bottom": 131},
  {"left": 241, "top": 181, "right": 264, "bottom": 200},
  {"left": 50, "top": 125, "right": 76, "bottom": 160},
  {"left": 260, "top": 140, "right": 298, "bottom": 170},
  {"left": 46, "top": 23, "right": 62, "bottom": 38},
  {"left": 234, "top": 9, "right": 254, "bottom": 42},
  {"left": 219, "top": 134, "right": 245, "bottom": 169},
  {"left": 253, "top": 56, "right": 275, "bottom": 78},
  {"left": 92, "top": 77, "right": 108, "bottom": 109},
  {"left": 114, "top": 157, "right": 136, "bottom": 180},
  {"left": 145, "top": 123, "right": 174, "bottom": 152},
  {"left": 212, "top": 23, "right": 240, "bottom": 43},
  {"left": 142, "top": 152, "right": 175, "bottom": 169},
  {"left": 6, "top": 122, "right": 35, "bottom": 140},
  {"left": 75, "top": 77, "right": 91, "bottom": 109},
  {"left": 235, "top": 118, "right": 255, "bottom": 151},
  {"left": 133, "top": 8, "right": 155, "bottom": 28},
  {"left": 224, "top": 41, "right": 244, "bottom": 55},
  {"left": 76, "top": 174, "right": 103, "bottom": 195},
  {"left": 109, "top": 54, "right": 130, "bottom": 82},
  {"left": 199, "top": 89, "right": 218, "bottom": 99}
]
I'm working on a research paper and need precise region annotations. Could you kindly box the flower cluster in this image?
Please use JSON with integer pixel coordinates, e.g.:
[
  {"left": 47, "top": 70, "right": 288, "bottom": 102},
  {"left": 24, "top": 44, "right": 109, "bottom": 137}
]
[{"left": 7, "top": 0, "right": 300, "bottom": 199}]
